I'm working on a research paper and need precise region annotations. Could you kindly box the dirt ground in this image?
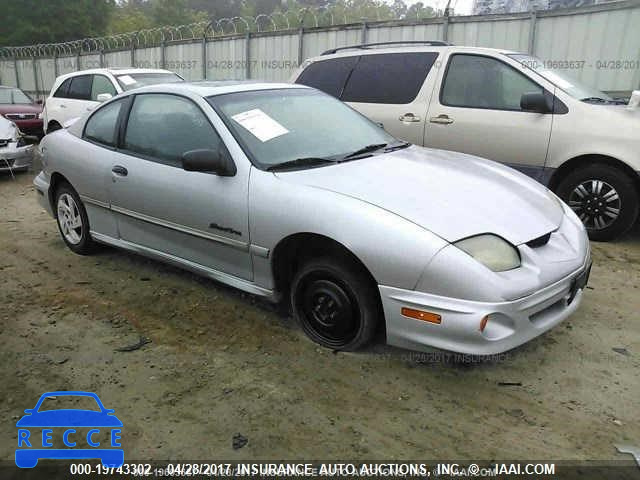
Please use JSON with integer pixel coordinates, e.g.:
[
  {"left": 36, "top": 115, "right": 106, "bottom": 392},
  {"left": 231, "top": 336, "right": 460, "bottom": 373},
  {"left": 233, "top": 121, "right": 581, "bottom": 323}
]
[{"left": 1, "top": 165, "right": 639, "bottom": 465}]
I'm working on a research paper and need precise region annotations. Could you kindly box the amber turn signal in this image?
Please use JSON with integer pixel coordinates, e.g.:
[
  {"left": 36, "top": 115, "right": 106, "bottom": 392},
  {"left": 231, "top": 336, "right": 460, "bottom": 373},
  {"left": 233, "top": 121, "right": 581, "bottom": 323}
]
[{"left": 401, "top": 307, "right": 441, "bottom": 324}]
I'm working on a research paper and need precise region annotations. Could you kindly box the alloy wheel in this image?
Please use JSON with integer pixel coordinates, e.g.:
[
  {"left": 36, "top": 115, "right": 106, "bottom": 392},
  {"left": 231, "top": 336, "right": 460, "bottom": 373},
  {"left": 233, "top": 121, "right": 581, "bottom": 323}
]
[
  {"left": 57, "top": 193, "right": 83, "bottom": 245},
  {"left": 568, "top": 179, "right": 621, "bottom": 231}
]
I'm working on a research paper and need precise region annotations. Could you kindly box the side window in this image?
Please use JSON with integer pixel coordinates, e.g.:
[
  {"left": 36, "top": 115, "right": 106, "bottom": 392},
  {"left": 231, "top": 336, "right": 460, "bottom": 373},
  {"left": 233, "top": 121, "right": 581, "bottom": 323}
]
[
  {"left": 83, "top": 99, "right": 125, "bottom": 147},
  {"left": 441, "top": 54, "right": 543, "bottom": 111},
  {"left": 91, "top": 75, "right": 117, "bottom": 101},
  {"left": 341, "top": 52, "right": 439, "bottom": 104},
  {"left": 295, "top": 56, "right": 359, "bottom": 98},
  {"left": 123, "top": 94, "right": 223, "bottom": 167},
  {"left": 67, "top": 75, "right": 93, "bottom": 101},
  {"left": 53, "top": 78, "right": 72, "bottom": 98}
]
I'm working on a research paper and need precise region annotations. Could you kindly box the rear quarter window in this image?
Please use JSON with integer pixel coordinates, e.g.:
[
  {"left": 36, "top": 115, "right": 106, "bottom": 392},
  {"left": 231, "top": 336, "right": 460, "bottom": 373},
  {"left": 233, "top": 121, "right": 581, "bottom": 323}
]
[
  {"left": 295, "top": 56, "right": 359, "bottom": 98},
  {"left": 84, "top": 99, "right": 125, "bottom": 147},
  {"left": 341, "top": 52, "right": 439, "bottom": 104},
  {"left": 67, "top": 75, "right": 93, "bottom": 101},
  {"left": 53, "top": 78, "right": 72, "bottom": 98}
]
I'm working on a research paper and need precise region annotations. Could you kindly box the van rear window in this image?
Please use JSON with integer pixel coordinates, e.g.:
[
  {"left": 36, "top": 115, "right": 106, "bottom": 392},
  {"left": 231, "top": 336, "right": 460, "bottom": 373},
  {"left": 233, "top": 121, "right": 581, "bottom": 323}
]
[
  {"left": 295, "top": 56, "right": 359, "bottom": 98},
  {"left": 341, "top": 52, "right": 439, "bottom": 104}
]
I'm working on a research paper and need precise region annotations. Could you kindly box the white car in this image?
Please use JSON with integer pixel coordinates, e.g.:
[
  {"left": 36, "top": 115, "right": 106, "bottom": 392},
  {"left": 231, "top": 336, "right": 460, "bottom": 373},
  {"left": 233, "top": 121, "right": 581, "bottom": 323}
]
[
  {"left": 291, "top": 42, "right": 640, "bottom": 241},
  {"left": 43, "top": 68, "right": 183, "bottom": 134}
]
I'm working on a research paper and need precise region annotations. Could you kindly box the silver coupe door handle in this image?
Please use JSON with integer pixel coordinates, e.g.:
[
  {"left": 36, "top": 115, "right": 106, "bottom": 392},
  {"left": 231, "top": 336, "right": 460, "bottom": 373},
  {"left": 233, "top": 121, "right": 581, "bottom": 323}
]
[
  {"left": 398, "top": 113, "right": 421, "bottom": 122},
  {"left": 111, "top": 165, "right": 128, "bottom": 176},
  {"left": 430, "top": 114, "right": 454, "bottom": 125}
]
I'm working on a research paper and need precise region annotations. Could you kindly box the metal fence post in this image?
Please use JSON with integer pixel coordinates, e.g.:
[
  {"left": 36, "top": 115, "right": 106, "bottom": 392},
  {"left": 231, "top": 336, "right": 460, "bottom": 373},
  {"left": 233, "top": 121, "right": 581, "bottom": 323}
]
[
  {"left": 76, "top": 51, "right": 81, "bottom": 71},
  {"left": 32, "top": 57, "right": 39, "bottom": 99},
  {"left": 53, "top": 52, "right": 59, "bottom": 78},
  {"left": 297, "top": 25, "right": 304, "bottom": 67},
  {"left": 528, "top": 9, "right": 538, "bottom": 54},
  {"left": 13, "top": 56, "right": 20, "bottom": 88},
  {"left": 99, "top": 50, "right": 105, "bottom": 68},
  {"left": 130, "top": 43, "right": 135, "bottom": 67},
  {"left": 442, "top": 13, "right": 450, "bottom": 43},
  {"left": 245, "top": 31, "right": 251, "bottom": 79},
  {"left": 361, "top": 20, "right": 368, "bottom": 44},
  {"left": 202, "top": 36, "right": 207, "bottom": 80},
  {"left": 160, "top": 40, "right": 166, "bottom": 69}
]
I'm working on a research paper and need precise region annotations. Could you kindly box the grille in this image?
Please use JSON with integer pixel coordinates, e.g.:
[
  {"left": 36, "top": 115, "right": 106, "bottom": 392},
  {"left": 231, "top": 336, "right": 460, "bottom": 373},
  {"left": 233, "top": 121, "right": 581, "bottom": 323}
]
[
  {"left": 0, "top": 139, "right": 9, "bottom": 148},
  {"left": 5, "top": 113, "right": 36, "bottom": 120},
  {"left": 0, "top": 158, "right": 15, "bottom": 167},
  {"left": 526, "top": 232, "right": 552, "bottom": 248}
]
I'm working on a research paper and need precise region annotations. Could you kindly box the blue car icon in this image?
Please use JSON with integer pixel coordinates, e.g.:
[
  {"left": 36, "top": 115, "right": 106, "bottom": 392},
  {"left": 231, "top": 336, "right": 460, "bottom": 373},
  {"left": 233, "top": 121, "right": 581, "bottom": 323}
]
[{"left": 16, "top": 391, "right": 123, "bottom": 468}]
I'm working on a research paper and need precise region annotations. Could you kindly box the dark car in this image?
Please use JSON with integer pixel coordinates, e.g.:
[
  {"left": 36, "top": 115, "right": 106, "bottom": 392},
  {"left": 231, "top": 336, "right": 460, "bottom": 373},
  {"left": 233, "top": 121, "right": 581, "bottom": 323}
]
[{"left": 0, "top": 86, "right": 44, "bottom": 137}]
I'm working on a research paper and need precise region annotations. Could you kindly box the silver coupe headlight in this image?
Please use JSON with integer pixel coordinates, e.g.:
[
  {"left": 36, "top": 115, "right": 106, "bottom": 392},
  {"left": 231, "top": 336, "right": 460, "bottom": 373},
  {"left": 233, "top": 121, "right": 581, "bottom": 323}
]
[{"left": 454, "top": 234, "right": 521, "bottom": 272}]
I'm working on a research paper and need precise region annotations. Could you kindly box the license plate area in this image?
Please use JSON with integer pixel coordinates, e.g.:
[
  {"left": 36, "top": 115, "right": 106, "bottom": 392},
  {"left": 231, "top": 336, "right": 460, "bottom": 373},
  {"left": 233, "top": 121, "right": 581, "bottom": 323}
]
[{"left": 567, "top": 262, "right": 592, "bottom": 305}]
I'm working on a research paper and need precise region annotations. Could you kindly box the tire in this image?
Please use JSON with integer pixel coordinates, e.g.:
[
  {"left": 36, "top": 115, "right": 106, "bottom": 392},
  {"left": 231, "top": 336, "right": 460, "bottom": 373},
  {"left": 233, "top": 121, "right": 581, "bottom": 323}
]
[
  {"left": 54, "top": 182, "right": 95, "bottom": 255},
  {"left": 555, "top": 164, "right": 639, "bottom": 241},
  {"left": 290, "top": 256, "right": 381, "bottom": 351}
]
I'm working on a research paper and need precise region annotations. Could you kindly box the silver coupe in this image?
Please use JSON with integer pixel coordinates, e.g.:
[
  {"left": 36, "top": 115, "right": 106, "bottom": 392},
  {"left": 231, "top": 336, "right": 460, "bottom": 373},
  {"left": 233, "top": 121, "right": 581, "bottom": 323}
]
[{"left": 34, "top": 82, "right": 591, "bottom": 355}]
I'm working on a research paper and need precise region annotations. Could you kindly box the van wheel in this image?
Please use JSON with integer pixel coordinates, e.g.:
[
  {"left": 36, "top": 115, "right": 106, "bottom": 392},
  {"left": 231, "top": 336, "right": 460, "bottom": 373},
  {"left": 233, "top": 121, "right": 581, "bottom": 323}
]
[
  {"left": 54, "top": 183, "right": 96, "bottom": 255},
  {"left": 291, "top": 257, "right": 380, "bottom": 351},
  {"left": 556, "top": 164, "right": 639, "bottom": 241}
]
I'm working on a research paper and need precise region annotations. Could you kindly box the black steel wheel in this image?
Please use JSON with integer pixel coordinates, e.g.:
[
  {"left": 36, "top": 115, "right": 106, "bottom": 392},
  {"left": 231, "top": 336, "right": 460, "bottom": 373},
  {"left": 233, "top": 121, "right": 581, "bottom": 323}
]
[{"left": 291, "top": 257, "right": 380, "bottom": 351}]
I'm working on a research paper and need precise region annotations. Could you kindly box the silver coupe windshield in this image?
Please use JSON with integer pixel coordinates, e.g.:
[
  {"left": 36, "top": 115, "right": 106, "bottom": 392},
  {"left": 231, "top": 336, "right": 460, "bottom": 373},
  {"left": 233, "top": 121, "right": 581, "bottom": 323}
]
[{"left": 208, "top": 88, "right": 396, "bottom": 169}]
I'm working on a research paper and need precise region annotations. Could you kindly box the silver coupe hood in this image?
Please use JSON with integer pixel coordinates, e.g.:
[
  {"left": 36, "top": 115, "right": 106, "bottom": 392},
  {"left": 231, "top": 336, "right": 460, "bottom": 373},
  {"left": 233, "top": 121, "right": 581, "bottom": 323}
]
[{"left": 276, "top": 146, "right": 563, "bottom": 245}]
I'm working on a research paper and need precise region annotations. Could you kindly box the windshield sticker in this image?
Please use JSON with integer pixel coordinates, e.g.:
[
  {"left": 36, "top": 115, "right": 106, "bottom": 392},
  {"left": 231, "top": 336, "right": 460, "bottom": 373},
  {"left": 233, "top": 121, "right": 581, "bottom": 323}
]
[
  {"left": 542, "top": 71, "right": 572, "bottom": 90},
  {"left": 231, "top": 109, "right": 289, "bottom": 142},
  {"left": 118, "top": 75, "right": 137, "bottom": 86}
]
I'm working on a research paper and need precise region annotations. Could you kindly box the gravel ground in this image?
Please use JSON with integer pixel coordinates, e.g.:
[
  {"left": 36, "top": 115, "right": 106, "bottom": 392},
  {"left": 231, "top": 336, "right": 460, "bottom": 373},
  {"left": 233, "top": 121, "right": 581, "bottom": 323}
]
[{"left": 1, "top": 167, "right": 639, "bottom": 466}]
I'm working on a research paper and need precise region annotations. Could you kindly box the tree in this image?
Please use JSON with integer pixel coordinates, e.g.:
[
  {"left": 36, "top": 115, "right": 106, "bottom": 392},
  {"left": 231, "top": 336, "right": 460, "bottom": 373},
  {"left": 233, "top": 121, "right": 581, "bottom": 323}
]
[
  {"left": 0, "top": 0, "right": 115, "bottom": 46},
  {"left": 405, "top": 2, "right": 437, "bottom": 19},
  {"left": 107, "top": 0, "right": 208, "bottom": 34}
]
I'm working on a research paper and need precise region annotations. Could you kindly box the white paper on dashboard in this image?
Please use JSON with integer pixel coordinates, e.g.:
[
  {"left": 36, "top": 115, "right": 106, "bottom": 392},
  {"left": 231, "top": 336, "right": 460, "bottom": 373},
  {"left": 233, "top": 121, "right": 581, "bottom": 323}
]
[
  {"left": 118, "top": 75, "right": 137, "bottom": 86},
  {"left": 231, "top": 109, "right": 289, "bottom": 142}
]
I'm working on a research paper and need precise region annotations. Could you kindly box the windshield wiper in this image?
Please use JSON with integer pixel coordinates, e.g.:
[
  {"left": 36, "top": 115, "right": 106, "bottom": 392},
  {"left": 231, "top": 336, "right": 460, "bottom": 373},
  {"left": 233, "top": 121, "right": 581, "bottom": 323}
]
[
  {"left": 582, "top": 96, "right": 628, "bottom": 105},
  {"left": 266, "top": 157, "right": 336, "bottom": 172},
  {"left": 340, "top": 143, "right": 388, "bottom": 160},
  {"left": 384, "top": 141, "right": 411, "bottom": 152}
]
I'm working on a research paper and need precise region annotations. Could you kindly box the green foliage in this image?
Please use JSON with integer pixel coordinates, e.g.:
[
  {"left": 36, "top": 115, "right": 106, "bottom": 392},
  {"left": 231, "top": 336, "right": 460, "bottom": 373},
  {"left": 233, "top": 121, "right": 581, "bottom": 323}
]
[
  {"left": 0, "top": 0, "right": 438, "bottom": 47},
  {"left": 107, "top": 0, "right": 208, "bottom": 34},
  {"left": 0, "top": 0, "right": 115, "bottom": 46}
]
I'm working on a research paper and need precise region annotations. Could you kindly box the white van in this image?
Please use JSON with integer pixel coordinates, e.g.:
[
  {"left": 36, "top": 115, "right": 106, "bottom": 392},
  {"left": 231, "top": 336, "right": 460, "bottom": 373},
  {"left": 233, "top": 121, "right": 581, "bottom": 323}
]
[
  {"left": 43, "top": 68, "right": 183, "bottom": 134},
  {"left": 291, "top": 42, "right": 640, "bottom": 241}
]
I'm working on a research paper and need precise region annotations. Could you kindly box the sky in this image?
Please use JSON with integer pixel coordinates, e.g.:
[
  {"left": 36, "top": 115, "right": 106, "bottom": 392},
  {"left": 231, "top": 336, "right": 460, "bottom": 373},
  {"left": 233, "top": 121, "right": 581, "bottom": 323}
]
[{"left": 403, "top": 0, "right": 475, "bottom": 15}]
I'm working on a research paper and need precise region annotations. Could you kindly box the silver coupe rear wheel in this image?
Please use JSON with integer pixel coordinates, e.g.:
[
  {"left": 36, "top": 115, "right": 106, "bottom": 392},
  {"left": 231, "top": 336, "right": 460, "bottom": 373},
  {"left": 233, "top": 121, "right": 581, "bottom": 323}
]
[
  {"left": 57, "top": 193, "right": 83, "bottom": 245},
  {"left": 568, "top": 179, "right": 621, "bottom": 231}
]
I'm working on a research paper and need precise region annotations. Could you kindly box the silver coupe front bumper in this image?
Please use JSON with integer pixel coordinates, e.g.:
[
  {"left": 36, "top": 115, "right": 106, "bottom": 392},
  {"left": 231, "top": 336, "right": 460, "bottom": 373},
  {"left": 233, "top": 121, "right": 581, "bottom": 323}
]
[
  {"left": 381, "top": 257, "right": 591, "bottom": 355},
  {"left": 0, "top": 143, "right": 34, "bottom": 171}
]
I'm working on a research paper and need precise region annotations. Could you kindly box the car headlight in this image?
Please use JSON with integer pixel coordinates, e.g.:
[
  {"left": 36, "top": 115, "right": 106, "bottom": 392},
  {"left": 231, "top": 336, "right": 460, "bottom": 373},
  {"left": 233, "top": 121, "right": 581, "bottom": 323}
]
[{"left": 454, "top": 234, "right": 521, "bottom": 272}]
